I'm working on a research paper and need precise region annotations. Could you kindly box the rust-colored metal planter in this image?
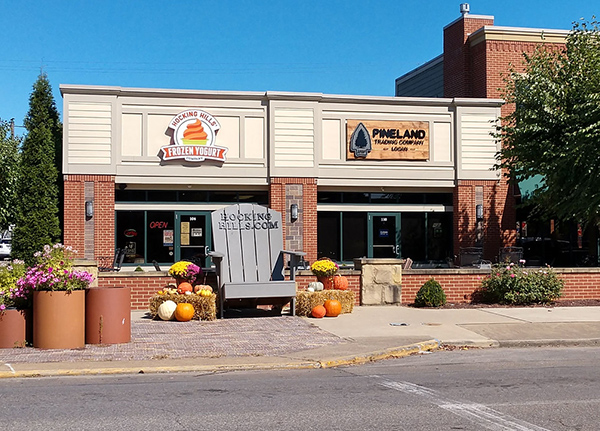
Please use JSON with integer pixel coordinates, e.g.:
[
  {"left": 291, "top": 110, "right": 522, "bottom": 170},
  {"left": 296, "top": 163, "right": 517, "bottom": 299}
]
[
  {"left": 0, "top": 308, "right": 31, "bottom": 348},
  {"left": 33, "top": 290, "right": 85, "bottom": 349},
  {"left": 85, "top": 287, "right": 131, "bottom": 345}
]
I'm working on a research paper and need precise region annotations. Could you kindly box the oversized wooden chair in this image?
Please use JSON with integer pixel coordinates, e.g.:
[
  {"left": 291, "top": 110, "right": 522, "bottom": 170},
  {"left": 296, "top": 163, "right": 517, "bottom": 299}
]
[{"left": 209, "top": 204, "right": 305, "bottom": 318}]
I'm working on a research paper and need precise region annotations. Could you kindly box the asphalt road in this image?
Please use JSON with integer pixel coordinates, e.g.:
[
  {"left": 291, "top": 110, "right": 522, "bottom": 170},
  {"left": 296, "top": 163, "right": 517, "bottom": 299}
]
[{"left": 1, "top": 347, "right": 599, "bottom": 430}]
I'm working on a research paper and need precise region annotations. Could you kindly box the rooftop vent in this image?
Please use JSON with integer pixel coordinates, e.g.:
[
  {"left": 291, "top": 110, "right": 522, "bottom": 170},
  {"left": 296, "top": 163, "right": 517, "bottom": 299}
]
[{"left": 460, "top": 3, "right": 470, "bottom": 15}]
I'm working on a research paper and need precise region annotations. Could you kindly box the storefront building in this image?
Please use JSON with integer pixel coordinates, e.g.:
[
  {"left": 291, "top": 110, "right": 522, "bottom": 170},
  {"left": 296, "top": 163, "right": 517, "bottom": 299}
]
[{"left": 61, "top": 85, "right": 503, "bottom": 268}]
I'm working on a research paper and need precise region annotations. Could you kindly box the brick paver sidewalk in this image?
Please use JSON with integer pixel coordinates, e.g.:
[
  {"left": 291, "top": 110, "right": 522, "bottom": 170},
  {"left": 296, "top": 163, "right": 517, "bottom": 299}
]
[{"left": 0, "top": 316, "right": 342, "bottom": 364}]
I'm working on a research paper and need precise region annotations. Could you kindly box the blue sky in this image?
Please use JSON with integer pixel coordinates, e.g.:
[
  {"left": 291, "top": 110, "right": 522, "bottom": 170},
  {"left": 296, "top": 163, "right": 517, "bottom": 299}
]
[{"left": 1, "top": 1, "right": 597, "bottom": 135}]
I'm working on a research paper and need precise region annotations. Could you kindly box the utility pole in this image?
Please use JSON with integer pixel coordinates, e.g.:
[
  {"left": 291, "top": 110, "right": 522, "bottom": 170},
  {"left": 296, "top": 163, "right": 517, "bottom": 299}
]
[{"left": 10, "top": 118, "right": 14, "bottom": 139}]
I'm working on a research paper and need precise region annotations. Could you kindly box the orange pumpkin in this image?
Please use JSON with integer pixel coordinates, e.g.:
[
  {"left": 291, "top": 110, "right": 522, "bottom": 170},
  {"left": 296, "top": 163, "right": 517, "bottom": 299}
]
[
  {"left": 324, "top": 299, "right": 342, "bottom": 317},
  {"left": 174, "top": 302, "right": 195, "bottom": 321},
  {"left": 333, "top": 275, "right": 349, "bottom": 290},
  {"left": 311, "top": 305, "right": 327, "bottom": 318},
  {"left": 177, "top": 282, "right": 193, "bottom": 294}
]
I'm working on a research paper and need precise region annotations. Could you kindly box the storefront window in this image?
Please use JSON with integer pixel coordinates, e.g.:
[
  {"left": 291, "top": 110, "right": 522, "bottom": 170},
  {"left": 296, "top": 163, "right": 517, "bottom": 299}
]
[
  {"left": 146, "top": 211, "right": 175, "bottom": 264},
  {"left": 317, "top": 210, "right": 453, "bottom": 264},
  {"left": 116, "top": 211, "right": 146, "bottom": 264},
  {"left": 147, "top": 191, "right": 177, "bottom": 202},
  {"left": 401, "top": 213, "right": 426, "bottom": 260},
  {"left": 317, "top": 213, "right": 340, "bottom": 260},
  {"left": 342, "top": 213, "right": 367, "bottom": 260}
]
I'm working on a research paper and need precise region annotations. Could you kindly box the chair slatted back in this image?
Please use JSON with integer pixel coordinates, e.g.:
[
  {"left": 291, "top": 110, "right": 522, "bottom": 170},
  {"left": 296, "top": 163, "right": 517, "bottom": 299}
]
[{"left": 211, "top": 204, "right": 285, "bottom": 284}]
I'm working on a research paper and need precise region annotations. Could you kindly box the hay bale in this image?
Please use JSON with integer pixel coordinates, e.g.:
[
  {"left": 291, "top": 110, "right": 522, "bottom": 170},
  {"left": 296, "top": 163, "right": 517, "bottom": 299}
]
[
  {"left": 295, "top": 290, "right": 355, "bottom": 316},
  {"left": 149, "top": 292, "right": 217, "bottom": 321}
]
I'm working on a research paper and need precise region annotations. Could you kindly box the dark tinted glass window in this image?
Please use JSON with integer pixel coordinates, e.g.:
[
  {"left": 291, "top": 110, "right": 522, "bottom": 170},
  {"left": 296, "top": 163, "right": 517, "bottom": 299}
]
[
  {"left": 179, "top": 191, "right": 208, "bottom": 202},
  {"left": 115, "top": 190, "right": 146, "bottom": 202},
  {"left": 342, "top": 213, "right": 367, "bottom": 260},
  {"left": 427, "top": 212, "right": 453, "bottom": 261},
  {"left": 401, "top": 213, "right": 426, "bottom": 260},
  {"left": 209, "top": 191, "right": 239, "bottom": 203},
  {"left": 238, "top": 192, "right": 268, "bottom": 204},
  {"left": 147, "top": 191, "right": 177, "bottom": 202},
  {"left": 317, "top": 192, "right": 342, "bottom": 203},
  {"left": 116, "top": 211, "right": 145, "bottom": 263},
  {"left": 317, "top": 212, "right": 340, "bottom": 261},
  {"left": 146, "top": 211, "right": 175, "bottom": 264}
]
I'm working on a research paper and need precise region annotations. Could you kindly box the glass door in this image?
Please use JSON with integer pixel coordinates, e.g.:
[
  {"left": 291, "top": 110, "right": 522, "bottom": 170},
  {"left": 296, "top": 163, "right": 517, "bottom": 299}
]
[
  {"left": 368, "top": 213, "right": 401, "bottom": 258},
  {"left": 175, "top": 212, "right": 212, "bottom": 267}
]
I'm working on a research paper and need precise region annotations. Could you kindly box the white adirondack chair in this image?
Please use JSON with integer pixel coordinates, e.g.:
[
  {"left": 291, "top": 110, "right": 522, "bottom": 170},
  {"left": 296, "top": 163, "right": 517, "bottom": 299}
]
[{"left": 209, "top": 204, "right": 305, "bottom": 318}]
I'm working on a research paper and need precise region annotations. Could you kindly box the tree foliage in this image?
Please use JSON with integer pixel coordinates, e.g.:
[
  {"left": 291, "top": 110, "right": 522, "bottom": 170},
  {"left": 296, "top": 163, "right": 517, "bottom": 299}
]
[
  {"left": 0, "top": 120, "right": 21, "bottom": 232},
  {"left": 12, "top": 74, "right": 62, "bottom": 263},
  {"left": 497, "top": 19, "right": 600, "bottom": 227}
]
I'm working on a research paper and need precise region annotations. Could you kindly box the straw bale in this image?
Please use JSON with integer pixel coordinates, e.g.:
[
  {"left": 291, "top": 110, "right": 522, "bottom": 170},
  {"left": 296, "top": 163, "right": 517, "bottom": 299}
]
[
  {"left": 149, "top": 292, "right": 217, "bottom": 321},
  {"left": 295, "top": 290, "right": 355, "bottom": 316}
]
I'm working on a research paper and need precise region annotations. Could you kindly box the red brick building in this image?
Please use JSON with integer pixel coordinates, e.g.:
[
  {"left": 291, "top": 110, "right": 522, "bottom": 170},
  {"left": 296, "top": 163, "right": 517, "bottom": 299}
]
[{"left": 397, "top": 4, "right": 568, "bottom": 262}]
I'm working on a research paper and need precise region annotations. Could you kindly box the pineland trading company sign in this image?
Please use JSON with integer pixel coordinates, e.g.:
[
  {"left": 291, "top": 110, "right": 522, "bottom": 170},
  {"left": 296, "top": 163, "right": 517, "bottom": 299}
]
[{"left": 160, "top": 109, "right": 228, "bottom": 162}]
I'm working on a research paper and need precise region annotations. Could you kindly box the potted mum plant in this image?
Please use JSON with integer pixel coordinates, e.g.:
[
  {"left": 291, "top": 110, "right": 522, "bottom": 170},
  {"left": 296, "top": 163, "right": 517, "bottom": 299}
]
[
  {"left": 0, "top": 259, "right": 30, "bottom": 348},
  {"left": 168, "top": 261, "right": 202, "bottom": 288},
  {"left": 310, "top": 258, "right": 339, "bottom": 289},
  {"left": 18, "top": 244, "right": 94, "bottom": 349}
]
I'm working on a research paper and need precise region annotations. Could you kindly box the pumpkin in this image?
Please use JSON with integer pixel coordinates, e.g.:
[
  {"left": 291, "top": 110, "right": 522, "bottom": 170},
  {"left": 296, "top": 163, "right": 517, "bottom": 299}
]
[
  {"left": 157, "top": 300, "right": 177, "bottom": 320},
  {"left": 174, "top": 303, "right": 195, "bottom": 321},
  {"left": 324, "top": 299, "right": 342, "bottom": 317},
  {"left": 308, "top": 281, "right": 324, "bottom": 292},
  {"left": 311, "top": 305, "right": 326, "bottom": 318},
  {"left": 199, "top": 289, "right": 212, "bottom": 297},
  {"left": 194, "top": 284, "right": 213, "bottom": 293},
  {"left": 333, "top": 275, "right": 349, "bottom": 291},
  {"left": 177, "top": 282, "right": 193, "bottom": 294}
]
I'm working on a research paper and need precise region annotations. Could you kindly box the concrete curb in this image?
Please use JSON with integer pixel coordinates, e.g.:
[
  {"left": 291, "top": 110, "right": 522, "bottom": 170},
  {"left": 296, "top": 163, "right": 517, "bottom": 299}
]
[
  {"left": 317, "top": 340, "right": 441, "bottom": 368},
  {"left": 498, "top": 338, "right": 600, "bottom": 348},
  {"left": 0, "top": 340, "right": 442, "bottom": 379}
]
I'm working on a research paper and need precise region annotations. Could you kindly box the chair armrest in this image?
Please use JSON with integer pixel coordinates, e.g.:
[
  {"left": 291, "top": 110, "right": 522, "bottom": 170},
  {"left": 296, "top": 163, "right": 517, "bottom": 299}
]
[
  {"left": 282, "top": 250, "right": 306, "bottom": 257},
  {"left": 208, "top": 251, "right": 224, "bottom": 259}
]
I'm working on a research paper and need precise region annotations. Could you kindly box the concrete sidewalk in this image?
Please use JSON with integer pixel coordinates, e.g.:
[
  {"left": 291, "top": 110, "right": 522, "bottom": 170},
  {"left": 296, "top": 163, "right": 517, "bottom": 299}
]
[{"left": 1, "top": 305, "right": 599, "bottom": 378}]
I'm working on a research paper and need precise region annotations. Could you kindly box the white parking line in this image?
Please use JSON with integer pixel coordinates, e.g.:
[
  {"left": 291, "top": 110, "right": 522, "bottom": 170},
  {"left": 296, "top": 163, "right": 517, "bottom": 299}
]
[{"left": 377, "top": 378, "right": 550, "bottom": 431}]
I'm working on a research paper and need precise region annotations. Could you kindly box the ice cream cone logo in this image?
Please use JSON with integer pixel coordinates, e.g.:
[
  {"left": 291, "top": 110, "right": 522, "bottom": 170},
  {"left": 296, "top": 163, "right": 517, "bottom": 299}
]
[
  {"left": 161, "top": 109, "right": 227, "bottom": 163},
  {"left": 182, "top": 119, "right": 208, "bottom": 145}
]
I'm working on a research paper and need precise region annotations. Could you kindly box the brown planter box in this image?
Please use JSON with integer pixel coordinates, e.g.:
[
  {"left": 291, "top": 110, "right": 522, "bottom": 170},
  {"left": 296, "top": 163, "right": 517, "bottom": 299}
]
[
  {"left": 0, "top": 308, "right": 31, "bottom": 348},
  {"left": 33, "top": 290, "right": 85, "bottom": 349},
  {"left": 85, "top": 287, "right": 131, "bottom": 345}
]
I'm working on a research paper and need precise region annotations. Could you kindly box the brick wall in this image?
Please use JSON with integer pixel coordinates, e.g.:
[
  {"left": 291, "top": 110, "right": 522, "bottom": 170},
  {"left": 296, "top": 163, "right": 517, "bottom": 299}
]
[
  {"left": 108, "top": 250, "right": 598, "bottom": 309},
  {"left": 270, "top": 178, "right": 317, "bottom": 263},
  {"left": 454, "top": 180, "right": 516, "bottom": 261},
  {"left": 104, "top": 268, "right": 600, "bottom": 311},
  {"left": 64, "top": 175, "right": 115, "bottom": 259},
  {"left": 444, "top": 15, "right": 495, "bottom": 98},
  {"left": 402, "top": 269, "right": 600, "bottom": 304}
]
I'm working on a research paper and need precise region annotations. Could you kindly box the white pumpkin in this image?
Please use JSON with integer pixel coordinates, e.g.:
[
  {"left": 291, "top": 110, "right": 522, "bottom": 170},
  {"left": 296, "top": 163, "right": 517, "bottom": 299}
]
[
  {"left": 307, "top": 287, "right": 315, "bottom": 293},
  {"left": 157, "top": 300, "right": 177, "bottom": 321},
  {"left": 308, "top": 281, "right": 324, "bottom": 292}
]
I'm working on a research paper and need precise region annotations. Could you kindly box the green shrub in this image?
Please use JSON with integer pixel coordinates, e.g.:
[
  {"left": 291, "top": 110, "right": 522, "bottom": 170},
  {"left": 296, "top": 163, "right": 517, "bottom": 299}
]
[
  {"left": 414, "top": 278, "right": 447, "bottom": 307},
  {"left": 480, "top": 263, "right": 563, "bottom": 305}
]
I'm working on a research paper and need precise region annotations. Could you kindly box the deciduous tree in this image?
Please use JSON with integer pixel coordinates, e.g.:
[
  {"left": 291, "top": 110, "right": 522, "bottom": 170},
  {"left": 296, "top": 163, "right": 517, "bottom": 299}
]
[
  {"left": 497, "top": 19, "right": 600, "bottom": 228},
  {"left": 0, "top": 120, "right": 21, "bottom": 233}
]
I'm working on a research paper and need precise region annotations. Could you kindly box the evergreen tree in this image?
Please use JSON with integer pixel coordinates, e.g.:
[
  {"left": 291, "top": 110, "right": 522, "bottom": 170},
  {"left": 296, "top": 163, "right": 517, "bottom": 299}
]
[
  {"left": 12, "top": 74, "right": 62, "bottom": 263},
  {"left": 497, "top": 19, "right": 600, "bottom": 228},
  {"left": 0, "top": 119, "right": 21, "bottom": 233}
]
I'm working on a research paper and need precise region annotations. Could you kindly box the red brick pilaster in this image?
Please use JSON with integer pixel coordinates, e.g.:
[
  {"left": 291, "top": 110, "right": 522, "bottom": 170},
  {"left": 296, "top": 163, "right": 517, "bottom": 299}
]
[
  {"left": 269, "top": 178, "right": 317, "bottom": 264},
  {"left": 63, "top": 175, "right": 115, "bottom": 259},
  {"left": 454, "top": 179, "right": 516, "bottom": 262}
]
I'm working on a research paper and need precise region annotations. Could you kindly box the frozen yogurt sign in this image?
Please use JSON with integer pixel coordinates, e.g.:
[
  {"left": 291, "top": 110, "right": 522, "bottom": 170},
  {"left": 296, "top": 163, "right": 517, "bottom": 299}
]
[{"left": 160, "top": 109, "right": 227, "bottom": 163}]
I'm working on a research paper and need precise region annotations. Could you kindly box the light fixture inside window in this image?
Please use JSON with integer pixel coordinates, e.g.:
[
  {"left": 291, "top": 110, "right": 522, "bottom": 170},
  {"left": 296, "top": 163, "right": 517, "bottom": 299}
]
[
  {"left": 85, "top": 201, "right": 94, "bottom": 218},
  {"left": 290, "top": 203, "right": 298, "bottom": 221}
]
